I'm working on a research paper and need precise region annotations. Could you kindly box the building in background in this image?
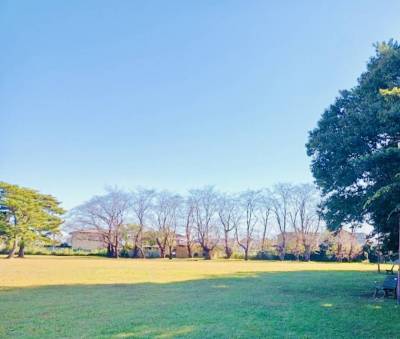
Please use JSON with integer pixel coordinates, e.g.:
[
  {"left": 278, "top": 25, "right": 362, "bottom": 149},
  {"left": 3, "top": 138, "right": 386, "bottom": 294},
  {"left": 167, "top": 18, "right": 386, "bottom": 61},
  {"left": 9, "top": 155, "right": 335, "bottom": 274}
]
[
  {"left": 69, "top": 230, "right": 206, "bottom": 258},
  {"left": 69, "top": 230, "right": 106, "bottom": 251}
]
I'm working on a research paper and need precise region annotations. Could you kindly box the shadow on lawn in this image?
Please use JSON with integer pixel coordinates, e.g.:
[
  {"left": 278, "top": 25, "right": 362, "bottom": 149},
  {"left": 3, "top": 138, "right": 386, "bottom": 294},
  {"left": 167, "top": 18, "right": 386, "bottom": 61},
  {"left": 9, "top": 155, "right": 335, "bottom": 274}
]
[{"left": 0, "top": 270, "right": 399, "bottom": 338}]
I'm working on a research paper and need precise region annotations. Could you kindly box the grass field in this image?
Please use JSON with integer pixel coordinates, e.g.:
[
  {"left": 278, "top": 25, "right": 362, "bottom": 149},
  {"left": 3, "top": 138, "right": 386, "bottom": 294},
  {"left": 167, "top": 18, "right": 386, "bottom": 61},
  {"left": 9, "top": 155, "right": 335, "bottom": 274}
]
[{"left": 0, "top": 256, "right": 399, "bottom": 338}]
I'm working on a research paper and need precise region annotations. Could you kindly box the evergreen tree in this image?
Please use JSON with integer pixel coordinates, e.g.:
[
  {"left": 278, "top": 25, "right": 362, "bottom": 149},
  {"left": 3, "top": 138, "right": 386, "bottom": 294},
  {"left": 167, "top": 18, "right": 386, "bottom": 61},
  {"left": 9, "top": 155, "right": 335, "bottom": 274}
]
[
  {"left": 307, "top": 40, "right": 400, "bottom": 251},
  {"left": 0, "top": 182, "right": 65, "bottom": 258}
]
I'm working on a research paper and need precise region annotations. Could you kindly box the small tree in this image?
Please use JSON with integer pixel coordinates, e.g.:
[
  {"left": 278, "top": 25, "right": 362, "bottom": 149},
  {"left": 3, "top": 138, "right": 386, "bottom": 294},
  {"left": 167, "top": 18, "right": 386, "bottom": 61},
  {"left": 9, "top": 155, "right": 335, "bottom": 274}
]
[
  {"left": 152, "top": 191, "right": 182, "bottom": 258},
  {"left": 259, "top": 189, "right": 272, "bottom": 252},
  {"left": 68, "top": 188, "right": 130, "bottom": 258},
  {"left": 131, "top": 188, "right": 155, "bottom": 258},
  {"left": 236, "top": 190, "right": 261, "bottom": 261},
  {"left": 217, "top": 193, "right": 241, "bottom": 259},
  {"left": 182, "top": 196, "right": 196, "bottom": 258},
  {"left": 272, "top": 183, "right": 293, "bottom": 260},
  {"left": 190, "top": 187, "right": 220, "bottom": 260},
  {"left": 290, "top": 184, "right": 322, "bottom": 261},
  {"left": 0, "top": 182, "right": 64, "bottom": 259}
]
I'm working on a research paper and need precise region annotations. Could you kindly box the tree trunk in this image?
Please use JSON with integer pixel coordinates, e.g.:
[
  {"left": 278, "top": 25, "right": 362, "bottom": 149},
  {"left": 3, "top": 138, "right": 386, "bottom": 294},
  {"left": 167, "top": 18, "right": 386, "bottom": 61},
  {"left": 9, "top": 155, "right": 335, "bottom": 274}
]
[
  {"left": 304, "top": 249, "right": 311, "bottom": 261},
  {"left": 168, "top": 246, "right": 173, "bottom": 260},
  {"left": 304, "top": 244, "right": 311, "bottom": 261},
  {"left": 278, "top": 236, "right": 286, "bottom": 261},
  {"left": 224, "top": 232, "right": 232, "bottom": 259},
  {"left": 244, "top": 249, "right": 248, "bottom": 261},
  {"left": 377, "top": 251, "right": 381, "bottom": 273},
  {"left": 18, "top": 242, "right": 25, "bottom": 258},
  {"left": 337, "top": 243, "right": 342, "bottom": 262},
  {"left": 133, "top": 228, "right": 144, "bottom": 258},
  {"left": 185, "top": 223, "right": 193, "bottom": 258},
  {"left": 114, "top": 235, "right": 120, "bottom": 259},
  {"left": 281, "top": 236, "right": 286, "bottom": 261},
  {"left": 203, "top": 247, "right": 211, "bottom": 260},
  {"left": 261, "top": 229, "right": 267, "bottom": 253},
  {"left": 156, "top": 239, "right": 166, "bottom": 258},
  {"left": 107, "top": 243, "right": 113, "bottom": 257},
  {"left": 278, "top": 246, "right": 285, "bottom": 261},
  {"left": 133, "top": 245, "right": 144, "bottom": 258},
  {"left": 186, "top": 243, "right": 192, "bottom": 258},
  {"left": 348, "top": 228, "right": 355, "bottom": 260},
  {"left": 397, "top": 215, "right": 400, "bottom": 304},
  {"left": 225, "top": 246, "right": 232, "bottom": 259},
  {"left": 6, "top": 237, "right": 18, "bottom": 259}
]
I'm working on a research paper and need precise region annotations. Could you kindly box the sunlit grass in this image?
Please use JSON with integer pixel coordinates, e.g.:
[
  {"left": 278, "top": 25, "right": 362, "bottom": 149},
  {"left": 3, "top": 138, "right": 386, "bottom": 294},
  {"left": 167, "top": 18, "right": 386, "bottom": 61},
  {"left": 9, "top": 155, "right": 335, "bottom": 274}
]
[
  {"left": 0, "top": 255, "right": 382, "bottom": 287},
  {"left": 0, "top": 256, "right": 399, "bottom": 338}
]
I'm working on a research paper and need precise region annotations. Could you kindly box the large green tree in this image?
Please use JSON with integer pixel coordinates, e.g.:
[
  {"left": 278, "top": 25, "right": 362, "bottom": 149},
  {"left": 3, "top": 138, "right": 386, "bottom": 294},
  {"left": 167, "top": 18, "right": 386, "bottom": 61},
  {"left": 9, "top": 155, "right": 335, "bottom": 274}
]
[
  {"left": 0, "top": 182, "right": 65, "bottom": 258},
  {"left": 307, "top": 40, "right": 400, "bottom": 251}
]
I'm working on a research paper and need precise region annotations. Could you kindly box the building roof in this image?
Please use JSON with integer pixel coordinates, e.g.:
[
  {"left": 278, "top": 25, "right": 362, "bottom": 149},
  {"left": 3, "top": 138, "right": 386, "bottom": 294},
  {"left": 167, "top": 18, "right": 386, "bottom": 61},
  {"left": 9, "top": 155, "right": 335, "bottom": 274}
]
[{"left": 70, "top": 229, "right": 105, "bottom": 235}]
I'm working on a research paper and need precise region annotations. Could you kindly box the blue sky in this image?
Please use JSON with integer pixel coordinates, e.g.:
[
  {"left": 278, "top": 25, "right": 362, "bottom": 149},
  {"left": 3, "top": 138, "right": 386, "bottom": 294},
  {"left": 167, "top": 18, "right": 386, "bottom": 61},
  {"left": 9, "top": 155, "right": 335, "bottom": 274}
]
[{"left": 1, "top": 1, "right": 400, "bottom": 209}]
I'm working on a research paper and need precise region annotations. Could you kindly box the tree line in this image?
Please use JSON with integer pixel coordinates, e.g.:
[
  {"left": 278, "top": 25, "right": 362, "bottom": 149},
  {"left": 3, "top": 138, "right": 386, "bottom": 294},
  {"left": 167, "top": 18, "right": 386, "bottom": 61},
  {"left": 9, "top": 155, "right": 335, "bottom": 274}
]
[
  {"left": 1, "top": 180, "right": 368, "bottom": 261},
  {"left": 1, "top": 181, "right": 367, "bottom": 261},
  {"left": 66, "top": 183, "right": 325, "bottom": 260}
]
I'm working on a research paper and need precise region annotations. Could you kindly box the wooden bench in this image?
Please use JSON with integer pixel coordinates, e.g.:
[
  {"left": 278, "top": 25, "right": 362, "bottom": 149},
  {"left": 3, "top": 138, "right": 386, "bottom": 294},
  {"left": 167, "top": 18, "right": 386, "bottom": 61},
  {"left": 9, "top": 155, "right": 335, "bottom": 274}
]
[
  {"left": 385, "top": 259, "right": 399, "bottom": 274},
  {"left": 386, "top": 265, "right": 395, "bottom": 275},
  {"left": 374, "top": 276, "right": 398, "bottom": 298}
]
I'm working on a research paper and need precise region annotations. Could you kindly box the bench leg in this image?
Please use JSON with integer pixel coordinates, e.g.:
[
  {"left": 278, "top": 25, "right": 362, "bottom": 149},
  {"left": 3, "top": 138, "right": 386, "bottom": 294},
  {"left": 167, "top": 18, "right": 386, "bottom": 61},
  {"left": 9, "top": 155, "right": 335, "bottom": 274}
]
[{"left": 374, "top": 288, "right": 384, "bottom": 299}]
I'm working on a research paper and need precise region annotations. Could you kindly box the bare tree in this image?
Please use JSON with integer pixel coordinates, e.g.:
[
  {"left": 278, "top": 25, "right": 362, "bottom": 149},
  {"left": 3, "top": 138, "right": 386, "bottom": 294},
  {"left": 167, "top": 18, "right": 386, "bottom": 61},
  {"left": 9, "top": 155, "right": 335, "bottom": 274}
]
[
  {"left": 131, "top": 188, "right": 155, "bottom": 258},
  {"left": 272, "top": 183, "right": 293, "bottom": 260},
  {"left": 217, "top": 193, "right": 241, "bottom": 259},
  {"left": 259, "top": 188, "right": 272, "bottom": 252},
  {"left": 152, "top": 190, "right": 182, "bottom": 258},
  {"left": 290, "top": 184, "right": 322, "bottom": 261},
  {"left": 288, "top": 216, "right": 302, "bottom": 261},
  {"left": 190, "top": 186, "right": 220, "bottom": 260},
  {"left": 182, "top": 196, "right": 196, "bottom": 258},
  {"left": 236, "top": 190, "right": 261, "bottom": 261},
  {"left": 331, "top": 229, "right": 362, "bottom": 262},
  {"left": 68, "top": 188, "right": 130, "bottom": 258},
  {"left": 288, "top": 191, "right": 301, "bottom": 261},
  {"left": 166, "top": 195, "right": 182, "bottom": 259}
]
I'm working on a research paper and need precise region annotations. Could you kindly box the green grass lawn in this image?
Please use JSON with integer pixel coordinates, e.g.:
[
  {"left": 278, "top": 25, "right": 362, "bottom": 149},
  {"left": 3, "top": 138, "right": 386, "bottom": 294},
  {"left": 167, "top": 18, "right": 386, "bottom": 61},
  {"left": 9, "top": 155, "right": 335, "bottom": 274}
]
[{"left": 0, "top": 256, "right": 399, "bottom": 338}]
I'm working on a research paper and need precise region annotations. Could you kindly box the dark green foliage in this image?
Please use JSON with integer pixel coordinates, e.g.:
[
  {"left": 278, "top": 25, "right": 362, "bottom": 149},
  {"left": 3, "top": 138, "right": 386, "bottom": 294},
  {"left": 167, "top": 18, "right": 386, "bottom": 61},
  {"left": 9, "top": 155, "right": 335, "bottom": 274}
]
[
  {"left": 0, "top": 182, "right": 65, "bottom": 257},
  {"left": 309, "top": 241, "right": 337, "bottom": 262},
  {"left": 307, "top": 40, "right": 400, "bottom": 250}
]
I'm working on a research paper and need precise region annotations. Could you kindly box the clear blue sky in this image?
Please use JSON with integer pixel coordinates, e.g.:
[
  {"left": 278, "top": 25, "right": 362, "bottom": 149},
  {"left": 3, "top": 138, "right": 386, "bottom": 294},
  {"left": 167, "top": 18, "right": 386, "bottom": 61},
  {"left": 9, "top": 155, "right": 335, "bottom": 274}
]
[{"left": 1, "top": 1, "right": 399, "bottom": 209}]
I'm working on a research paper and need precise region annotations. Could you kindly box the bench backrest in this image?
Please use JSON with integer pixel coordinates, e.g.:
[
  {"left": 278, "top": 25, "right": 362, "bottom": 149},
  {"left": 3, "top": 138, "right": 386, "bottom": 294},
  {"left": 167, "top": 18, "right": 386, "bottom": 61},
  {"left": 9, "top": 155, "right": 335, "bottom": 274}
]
[{"left": 383, "top": 276, "right": 398, "bottom": 289}]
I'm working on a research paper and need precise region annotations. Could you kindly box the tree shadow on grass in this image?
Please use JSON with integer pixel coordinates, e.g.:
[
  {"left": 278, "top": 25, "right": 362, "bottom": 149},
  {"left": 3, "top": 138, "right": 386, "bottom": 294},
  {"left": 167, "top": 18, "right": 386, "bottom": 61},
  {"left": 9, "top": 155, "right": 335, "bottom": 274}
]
[{"left": 0, "top": 270, "right": 399, "bottom": 339}]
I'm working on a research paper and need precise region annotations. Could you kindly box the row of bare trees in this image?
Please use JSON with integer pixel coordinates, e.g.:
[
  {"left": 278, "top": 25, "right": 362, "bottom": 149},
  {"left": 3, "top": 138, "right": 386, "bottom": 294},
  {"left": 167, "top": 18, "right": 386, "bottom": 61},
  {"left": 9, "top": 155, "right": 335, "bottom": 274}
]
[{"left": 67, "top": 183, "right": 323, "bottom": 260}]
